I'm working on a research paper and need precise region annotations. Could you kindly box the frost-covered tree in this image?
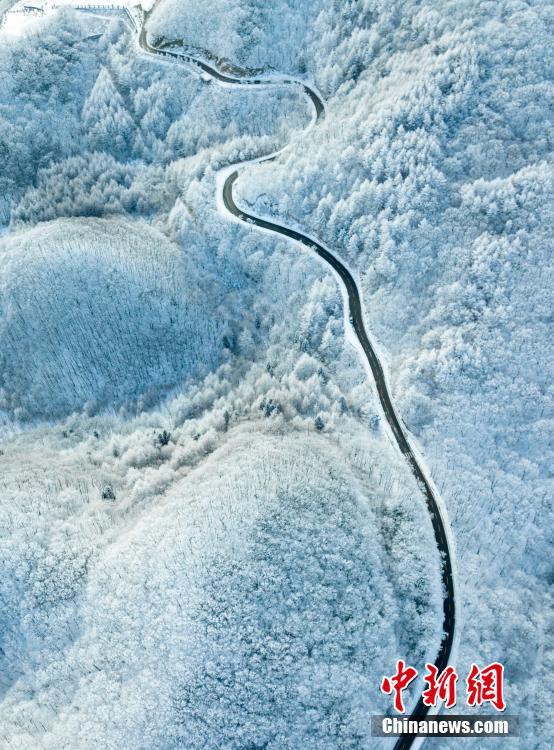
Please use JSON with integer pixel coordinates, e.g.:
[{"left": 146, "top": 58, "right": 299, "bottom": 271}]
[{"left": 81, "top": 67, "right": 135, "bottom": 158}]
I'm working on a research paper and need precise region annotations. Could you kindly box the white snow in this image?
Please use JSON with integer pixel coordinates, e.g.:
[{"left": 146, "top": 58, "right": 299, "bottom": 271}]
[
  {"left": 0, "top": 217, "right": 224, "bottom": 419},
  {"left": 0, "top": 0, "right": 550, "bottom": 747}
]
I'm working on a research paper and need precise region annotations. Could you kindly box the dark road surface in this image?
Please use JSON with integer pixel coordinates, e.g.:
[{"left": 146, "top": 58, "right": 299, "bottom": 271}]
[
  {"left": 222, "top": 170, "right": 456, "bottom": 749},
  {"left": 127, "top": 12, "right": 454, "bottom": 748}
]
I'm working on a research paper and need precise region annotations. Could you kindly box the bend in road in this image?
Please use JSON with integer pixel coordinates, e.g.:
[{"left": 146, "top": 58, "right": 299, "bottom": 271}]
[
  {"left": 223, "top": 169, "right": 457, "bottom": 749},
  {"left": 0, "top": 5, "right": 456, "bottom": 747},
  {"left": 138, "top": 25, "right": 458, "bottom": 743}
]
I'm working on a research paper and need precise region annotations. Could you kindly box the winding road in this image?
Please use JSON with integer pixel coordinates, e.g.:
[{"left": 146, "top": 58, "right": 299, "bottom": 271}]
[
  {"left": 138, "top": 26, "right": 457, "bottom": 746},
  {"left": 2, "top": 3, "right": 457, "bottom": 746}
]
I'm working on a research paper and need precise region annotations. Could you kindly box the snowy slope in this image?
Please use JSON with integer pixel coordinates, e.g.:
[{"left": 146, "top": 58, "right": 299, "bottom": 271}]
[
  {"left": 1, "top": 1, "right": 550, "bottom": 748},
  {"left": 0, "top": 217, "right": 224, "bottom": 418},
  {"left": 228, "top": 1, "right": 553, "bottom": 744},
  {"left": 147, "top": 0, "right": 323, "bottom": 73},
  {"left": 0, "top": 426, "right": 441, "bottom": 749}
]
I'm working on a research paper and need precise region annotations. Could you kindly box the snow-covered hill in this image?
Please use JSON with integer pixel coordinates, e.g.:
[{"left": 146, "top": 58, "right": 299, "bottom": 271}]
[
  {"left": 0, "top": 217, "right": 224, "bottom": 418},
  {"left": 0, "top": 424, "right": 441, "bottom": 748},
  {"left": 0, "top": 1, "right": 551, "bottom": 748}
]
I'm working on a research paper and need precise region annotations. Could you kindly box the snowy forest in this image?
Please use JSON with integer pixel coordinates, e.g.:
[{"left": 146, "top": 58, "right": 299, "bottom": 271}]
[{"left": 0, "top": 1, "right": 552, "bottom": 749}]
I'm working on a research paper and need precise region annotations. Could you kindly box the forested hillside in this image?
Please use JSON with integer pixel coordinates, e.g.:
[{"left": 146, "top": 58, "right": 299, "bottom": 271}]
[
  {"left": 0, "top": 5, "right": 445, "bottom": 747},
  {"left": 0, "top": 427, "right": 442, "bottom": 748},
  {"left": 150, "top": 0, "right": 553, "bottom": 744},
  {"left": 0, "top": 217, "right": 227, "bottom": 418},
  {"left": 0, "top": 1, "right": 551, "bottom": 748}
]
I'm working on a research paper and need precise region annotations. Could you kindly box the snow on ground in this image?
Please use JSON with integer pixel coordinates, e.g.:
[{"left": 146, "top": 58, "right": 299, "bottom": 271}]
[
  {"left": 0, "top": 6, "right": 446, "bottom": 747},
  {"left": 0, "top": 420, "right": 441, "bottom": 749},
  {"left": 2, "top": 0, "right": 549, "bottom": 748},
  {"left": 146, "top": 0, "right": 324, "bottom": 73},
  {"left": 229, "top": 1, "right": 553, "bottom": 745},
  {"left": 0, "top": 217, "right": 225, "bottom": 419},
  {"left": 147, "top": 0, "right": 552, "bottom": 744}
]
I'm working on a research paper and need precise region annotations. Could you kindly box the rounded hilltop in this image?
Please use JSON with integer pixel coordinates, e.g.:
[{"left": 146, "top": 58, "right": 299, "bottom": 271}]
[{"left": 0, "top": 216, "right": 222, "bottom": 420}]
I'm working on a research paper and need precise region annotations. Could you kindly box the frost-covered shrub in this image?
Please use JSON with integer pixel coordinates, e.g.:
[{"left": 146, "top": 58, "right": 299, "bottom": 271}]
[{"left": 81, "top": 67, "right": 136, "bottom": 158}]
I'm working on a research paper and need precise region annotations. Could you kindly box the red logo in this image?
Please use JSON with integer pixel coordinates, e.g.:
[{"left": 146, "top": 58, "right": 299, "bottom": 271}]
[
  {"left": 380, "top": 660, "right": 418, "bottom": 713},
  {"left": 422, "top": 664, "right": 458, "bottom": 709},
  {"left": 466, "top": 662, "right": 506, "bottom": 711},
  {"left": 380, "top": 661, "right": 506, "bottom": 713}
]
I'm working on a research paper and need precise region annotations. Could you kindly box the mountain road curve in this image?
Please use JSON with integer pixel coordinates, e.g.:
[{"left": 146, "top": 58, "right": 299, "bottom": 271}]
[
  {"left": 139, "top": 14, "right": 457, "bottom": 750},
  {"left": 1, "top": 3, "right": 456, "bottom": 746},
  {"left": 138, "top": 23, "right": 458, "bottom": 740},
  {"left": 222, "top": 169, "right": 457, "bottom": 750}
]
